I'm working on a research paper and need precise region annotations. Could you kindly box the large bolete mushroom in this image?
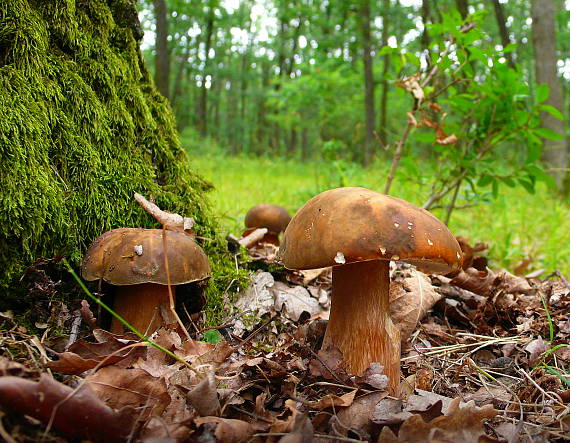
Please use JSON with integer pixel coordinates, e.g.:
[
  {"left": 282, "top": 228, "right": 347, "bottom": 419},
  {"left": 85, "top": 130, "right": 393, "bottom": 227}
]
[
  {"left": 81, "top": 228, "right": 211, "bottom": 334},
  {"left": 244, "top": 204, "right": 291, "bottom": 245},
  {"left": 278, "top": 187, "right": 462, "bottom": 395}
]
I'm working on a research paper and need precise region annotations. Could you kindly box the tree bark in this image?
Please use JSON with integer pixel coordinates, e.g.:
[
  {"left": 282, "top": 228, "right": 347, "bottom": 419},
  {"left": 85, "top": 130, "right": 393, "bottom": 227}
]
[
  {"left": 531, "top": 0, "right": 568, "bottom": 190},
  {"left": 491, "top": 0, "right": 515, "bottom": 67},
  {"left": 359, "top": 0, "right": 375, "bottom": 165},
  {"left": 153, "top": 0, "right": 170, "bottom": 99}
]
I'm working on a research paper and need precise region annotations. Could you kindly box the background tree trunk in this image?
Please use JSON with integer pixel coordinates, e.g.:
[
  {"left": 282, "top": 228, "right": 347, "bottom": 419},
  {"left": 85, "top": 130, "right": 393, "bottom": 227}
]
[
  {"left": 359, "top": 0, "right": 375, "bottom": 165},
  {"left": 378, "top": 0, "right": 391, "bottom": 148},
  {"left": 198, "top": 7, "right": 215, "bottom": 137},
  {"left": 531, "top": 0, "right": 568, "bottom": 191},
  {"left": 153, "top": 0, "right": 170, "bottom": 99},
  {"left": 491, "top": 0, "right": 514, "bottom": 67}
]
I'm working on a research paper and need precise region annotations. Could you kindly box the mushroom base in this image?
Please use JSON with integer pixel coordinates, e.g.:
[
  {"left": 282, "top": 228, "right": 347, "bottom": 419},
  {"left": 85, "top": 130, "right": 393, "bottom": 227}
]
[
  {"left": 111, "top": 283, "right": 175, "bottom": 334},
  {"left": 323, "top": 260, "right": 401, "bottom": 395}
]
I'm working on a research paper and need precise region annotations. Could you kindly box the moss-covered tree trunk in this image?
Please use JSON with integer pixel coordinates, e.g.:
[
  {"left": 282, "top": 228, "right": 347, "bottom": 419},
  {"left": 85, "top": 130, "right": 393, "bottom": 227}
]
[{"left": 0, "top": 0, "right": 214, "bottom": 295}]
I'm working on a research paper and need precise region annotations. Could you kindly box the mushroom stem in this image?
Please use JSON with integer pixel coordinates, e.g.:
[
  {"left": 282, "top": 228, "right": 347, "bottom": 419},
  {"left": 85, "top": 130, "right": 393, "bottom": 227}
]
[
  {"left": 323, "top": 260, "right": 400, "bottom": 395},
  {"left": 110, "top": 283, "right": 174, "bottom": 334}
]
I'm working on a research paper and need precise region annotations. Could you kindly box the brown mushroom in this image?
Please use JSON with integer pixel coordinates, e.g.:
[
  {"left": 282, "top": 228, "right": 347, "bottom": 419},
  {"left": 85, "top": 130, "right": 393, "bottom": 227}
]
[
  {"left": 81, "top": 228, "right": 211, "bottom": 334},
  {"left": 243, "top": 204, "right": 291, "bottom": 245},
  {"left": 278, "top": 187, "right": 462, "bottom": 395}
]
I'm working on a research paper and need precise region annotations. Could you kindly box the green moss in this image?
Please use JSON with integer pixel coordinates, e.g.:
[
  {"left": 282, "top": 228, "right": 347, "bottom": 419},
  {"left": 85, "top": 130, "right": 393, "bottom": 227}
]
[{"left": 0, "top": 0, "right": 218, "bottom": 297}]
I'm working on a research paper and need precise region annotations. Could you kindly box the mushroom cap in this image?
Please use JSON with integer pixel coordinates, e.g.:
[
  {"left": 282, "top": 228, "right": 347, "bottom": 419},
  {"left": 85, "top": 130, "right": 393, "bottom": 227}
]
[
  {"left": 81, "top": 228, "right": 211, "bottom": 285},
  {"left": 244, "top": 204, "right": 291, "bottom": 234},
  {"left": 278, "top": 187, "right": 463, "bottom": 273}
]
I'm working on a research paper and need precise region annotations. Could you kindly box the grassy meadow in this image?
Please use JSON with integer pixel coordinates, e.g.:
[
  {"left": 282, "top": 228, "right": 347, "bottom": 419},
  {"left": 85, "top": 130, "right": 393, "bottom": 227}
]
[{"left": 188, "top": 150, "right": 570, "bottom": 276}]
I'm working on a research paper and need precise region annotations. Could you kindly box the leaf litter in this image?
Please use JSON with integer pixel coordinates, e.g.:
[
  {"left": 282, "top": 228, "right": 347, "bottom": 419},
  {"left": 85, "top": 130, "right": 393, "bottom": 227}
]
[{"left": 1, "top": 238, "right": 569, "bottom": 441}]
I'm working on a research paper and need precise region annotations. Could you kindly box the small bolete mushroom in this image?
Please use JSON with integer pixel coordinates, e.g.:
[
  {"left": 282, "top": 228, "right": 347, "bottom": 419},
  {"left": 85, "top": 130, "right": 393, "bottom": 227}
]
[
  {"left": 81, "top": 228, "right": 211, "bottom": 334},
  {"left": 278, "top": 187, "right": 462, "bottom": 395},
  {"left": 243, "top": 204, "right": 291, "bottom": 245}
]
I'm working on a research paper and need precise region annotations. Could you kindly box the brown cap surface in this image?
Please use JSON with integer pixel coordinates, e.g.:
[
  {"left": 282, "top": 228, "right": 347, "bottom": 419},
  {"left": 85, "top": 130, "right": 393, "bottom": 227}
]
[
  {"left": 278, "top": 187, "right": 462, "bottom": 273},
  {"left": 81, "top": 228, "right": 211, "bottom": 285},
  {"left": 244, "top": 204, "right": 291, "bottom": 234}
]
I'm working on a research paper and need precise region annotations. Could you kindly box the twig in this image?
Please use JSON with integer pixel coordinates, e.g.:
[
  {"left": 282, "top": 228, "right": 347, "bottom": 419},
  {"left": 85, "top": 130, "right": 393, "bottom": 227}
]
[
  {"left": 384, "top": 121, "right": 414, "bottom": 194},
  {"left": 239, "top": 228, "right": 269, "bottom": 248},
  {"left": 134, "top": 193, "right": 194, "bottom": 234},
  {"left": 444, "top": 177, "right": 462, "bottom": 224},
  {"left": 384, "top": 39, "right": 456, "bottom": 195},
  {"left": 234, "top": 316, "right": 276, "bottom": 350},
  {"left": 162, "top": 226, "right": 191, "bottom": 340},
  {"left": 541, "top": 270, "right": 569, "bottom": 288},
  {"left": 517, "top": 368, "right": 565, "bottom": 408}
]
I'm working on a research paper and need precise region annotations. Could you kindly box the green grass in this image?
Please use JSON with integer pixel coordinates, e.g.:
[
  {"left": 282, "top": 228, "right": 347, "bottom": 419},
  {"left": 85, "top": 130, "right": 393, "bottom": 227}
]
[{"left": 188, "top": 152, "right": 570, "bottom": 276}]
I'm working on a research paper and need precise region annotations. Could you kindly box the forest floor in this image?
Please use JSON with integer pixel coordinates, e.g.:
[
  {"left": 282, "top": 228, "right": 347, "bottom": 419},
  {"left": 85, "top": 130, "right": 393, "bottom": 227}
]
[
  {"left": 0, "top": 228, "right": 569, "bottom": 442},
  {"left": 0, "top": 154, "right": 569, "bottom": 442}
]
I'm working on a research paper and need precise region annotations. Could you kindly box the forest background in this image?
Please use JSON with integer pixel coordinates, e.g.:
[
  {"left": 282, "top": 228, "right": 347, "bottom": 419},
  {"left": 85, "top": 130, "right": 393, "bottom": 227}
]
[{"left": 138, "top": 0, "right": 570, "bottom": 274}]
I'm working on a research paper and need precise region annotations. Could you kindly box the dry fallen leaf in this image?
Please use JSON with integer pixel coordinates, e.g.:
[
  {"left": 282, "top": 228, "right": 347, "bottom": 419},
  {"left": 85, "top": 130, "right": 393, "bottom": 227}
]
[
  {"left": 378, "top": 397, "right": 498, "bottom": 443},
  {"left": 0, "top": 374, "right": 135, "bottom": 442},
  {"left": 525, "top": 337, "right": 550, "bottom": 365},
  {"left": 390, "top": 271, "right": 442, "bottom": 344},
  {"left": 195, "top": 416, "right": 262, "bottom": 442},
  {"left": 335, "top": 391, "right": 387, "bottom": 438},
  {"left": 47, "top": 329, "right": 142, "bottom": 375},
  {"left": 271, "top": 281, "right": 324, "bottom": 322},
  {"left": 86, "top": 366, "right": 170, "bottom": 418},
  {"left": 308, "top": 390, "right": 357, "bottom": 410},
  {"left": 279, "top": 413, "right": 314, "bottom": 443},
  {"left": 451, "top": 268, "right": 535, "bottom": 297},
  {"left": 185, "top": 372, "right": 220, "bottom": 416},
  {"left": 361, "top": 362, "right": 389, "bottom": 390}
]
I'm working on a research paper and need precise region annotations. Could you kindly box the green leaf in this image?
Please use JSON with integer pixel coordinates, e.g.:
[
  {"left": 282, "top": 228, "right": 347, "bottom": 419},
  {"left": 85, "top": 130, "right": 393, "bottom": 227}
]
[
  {"left": 477, "top": 175, "right": 493, "bottom": 187},
  {"left": 525, "top": 141, "right": 541, "bottom": 164},
  {"left": 526, "top": 164, "right": 557, "bottom": 188},
  {"left": 536, "top": 84, "right": 549, "bottom": 103},
  {"left": 538, "top": 104, "right": 564, "bottom": 121},
  {"left": 517, "top": 178, "right": 536, "bottom": 194},
  {"left": 413, "top": 132, "right": 436, "bottom": 143},
  {"left": 500, "top": 177, "right": 515, "bottom": 187},
  {"left": 404, "top": 51, "right": 420, "bottom": 67},
  {"left": 378, "top": 46, "right": 395, "bottom": 56},
  {"left": 534, "top": 127, "right": 564, "bottom": 140},
  {"left": 502, "top": 43, "right": 517, "bottom": 53},
  {"left": 203, "top": 329, "right": 224, "bottom": 344}
]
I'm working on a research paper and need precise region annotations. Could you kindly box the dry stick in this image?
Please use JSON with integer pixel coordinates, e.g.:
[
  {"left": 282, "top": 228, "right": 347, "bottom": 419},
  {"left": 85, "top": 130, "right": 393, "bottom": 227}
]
[
  {"left": 444, "top": 177, "right": 462, "bottom": 225},
  {"left": 162, "top": 226, "right": 192, "bottom": 340},
  {"left": 239, "top": 227, "right": 269, "bottom": 248},
  {"left": 384, "top": 121, "right": 415, "bottom": 194},
  {"left": 134, "top": 192, "right": 194, "bottom": 234},
  {"left": 384, "top": 24, "right": 478, "bottom": 196},
  {"left": 384, "top": 42, "right": 452, "bottom": 195}
]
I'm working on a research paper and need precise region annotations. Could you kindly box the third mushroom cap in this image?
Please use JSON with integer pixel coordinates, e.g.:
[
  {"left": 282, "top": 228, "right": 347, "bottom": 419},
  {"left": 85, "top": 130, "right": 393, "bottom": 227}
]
[{"left": 278, "top": 187, "right": 463, "bottom": 395}]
